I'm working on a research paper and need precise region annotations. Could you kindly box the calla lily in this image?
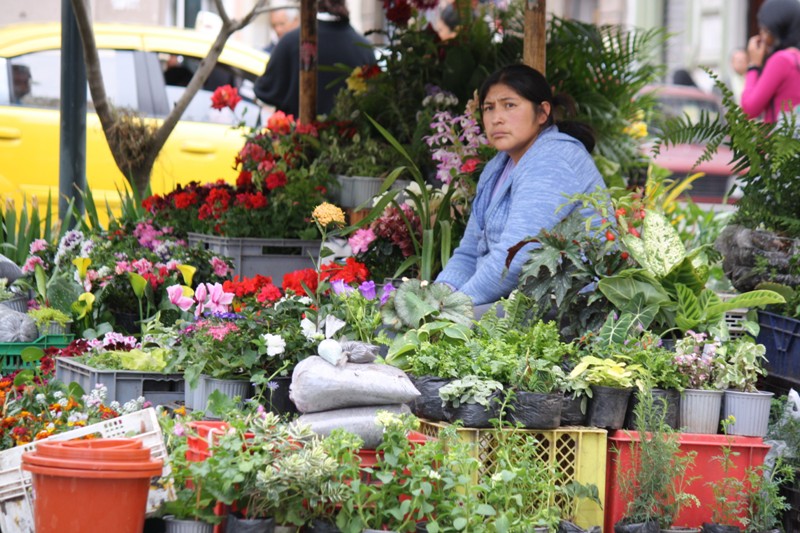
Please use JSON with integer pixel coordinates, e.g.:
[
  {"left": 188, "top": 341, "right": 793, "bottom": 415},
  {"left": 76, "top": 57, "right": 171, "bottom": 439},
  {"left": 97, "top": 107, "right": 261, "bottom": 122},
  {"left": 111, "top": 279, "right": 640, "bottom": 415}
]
[
  {"left": 128, "top": 272, "right": 147, "bottom": 299},
  {"left": 176, "top": 264, "right": 197, "bottom": 286},
  {"left": 73, "top": 292, "right": 95, "bottom": 319},
  {"left": 72, "top": 257, "right": 91, "bottom": 279}
]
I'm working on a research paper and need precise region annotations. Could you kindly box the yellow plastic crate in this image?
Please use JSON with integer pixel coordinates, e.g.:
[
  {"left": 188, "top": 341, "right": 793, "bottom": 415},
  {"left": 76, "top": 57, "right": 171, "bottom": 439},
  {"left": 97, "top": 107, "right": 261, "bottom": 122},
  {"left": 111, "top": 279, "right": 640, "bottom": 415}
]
[{"left": 418, "top": 420, "right": 606, "bottom": 530}]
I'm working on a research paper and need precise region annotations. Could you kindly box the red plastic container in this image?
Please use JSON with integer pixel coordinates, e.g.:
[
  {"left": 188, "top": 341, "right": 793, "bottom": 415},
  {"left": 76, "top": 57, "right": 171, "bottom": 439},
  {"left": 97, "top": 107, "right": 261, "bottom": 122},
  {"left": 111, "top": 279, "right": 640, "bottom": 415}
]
[{"left": 605, "top": 430, "right": 770, "bottom": 532}]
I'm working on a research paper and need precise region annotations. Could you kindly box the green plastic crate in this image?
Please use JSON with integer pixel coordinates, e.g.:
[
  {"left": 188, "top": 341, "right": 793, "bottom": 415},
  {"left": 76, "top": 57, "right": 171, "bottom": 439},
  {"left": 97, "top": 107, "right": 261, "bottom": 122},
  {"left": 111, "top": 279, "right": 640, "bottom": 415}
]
[{"left": 0, "top": 335, "right": 74, "bottom": 375}]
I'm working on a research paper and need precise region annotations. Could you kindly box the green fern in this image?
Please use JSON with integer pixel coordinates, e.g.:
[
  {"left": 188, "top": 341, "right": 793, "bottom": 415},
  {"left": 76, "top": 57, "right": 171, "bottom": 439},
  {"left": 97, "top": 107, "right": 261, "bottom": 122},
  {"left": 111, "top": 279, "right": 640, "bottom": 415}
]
[{"left": 656, "top": 70, "right": 800, "bottom": 236}]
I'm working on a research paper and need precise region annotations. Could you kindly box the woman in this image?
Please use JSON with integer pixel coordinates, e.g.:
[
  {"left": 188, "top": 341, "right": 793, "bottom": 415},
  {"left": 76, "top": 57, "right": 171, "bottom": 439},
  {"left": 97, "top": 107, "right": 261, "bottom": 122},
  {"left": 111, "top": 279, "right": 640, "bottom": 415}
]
[
  {"left": 436, "top": 64, "right": 605, "bottom": 307},
  {"left": 741, "top": 0, "right": 800, "bottom": 123}
]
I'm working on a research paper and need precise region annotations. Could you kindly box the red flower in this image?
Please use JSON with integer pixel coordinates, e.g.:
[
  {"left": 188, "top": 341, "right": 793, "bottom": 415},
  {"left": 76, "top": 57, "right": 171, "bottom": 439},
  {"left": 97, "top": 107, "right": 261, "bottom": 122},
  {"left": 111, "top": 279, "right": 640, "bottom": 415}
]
[
  {"left": 235, "top": 192, "right": 268, "bottom": 210},
  {"left": 210, "top": 85, "right": 242, "bottom": 111},
  {"left": 236, "top": 170, "right": 253, "bottom": 188},
  {"left": 173, "top": 191, "right": 198, "bottom": 209},
  {"left": 142, "top": 194, "right": 161, "bottom": 213},
  {"left": 267, "top": 111, "right": 294, "bottom": 136},
  {"left": 320, "top": 257, "right": 370, "bottom": 284},
  {"left": 460, "top": 158, "right": 480, "bottom": 173},
  {"left": 256, "top": 283, "right": 282, "bottom": 303},
  {"left": 361, "top": 65, "right": 381, "bottom": 79},
  {"left": 295, "top": 120, "right": 319, "bottom": 136},
  {"left": 282, "top": 268, "right": 319, "bottom": 296},
  {"left": 238, "top": 143, "right": 266, "bottom": 165},
  {"left": 266, "top": 171, "right": 288, "bottom": 190},
  {"left": 384, "top": 0, "right": 412, "bottom": 26},
  {"left": 258, "top": 158, "right": 276, "bottom": 174}
]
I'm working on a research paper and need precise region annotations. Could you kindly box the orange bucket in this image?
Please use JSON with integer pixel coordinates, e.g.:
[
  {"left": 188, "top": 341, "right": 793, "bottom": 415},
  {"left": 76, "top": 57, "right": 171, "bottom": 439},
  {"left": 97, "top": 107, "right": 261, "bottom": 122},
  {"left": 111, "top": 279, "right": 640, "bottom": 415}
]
[{"left": 22, "top": 438, "right": 163, "bottom": 533}]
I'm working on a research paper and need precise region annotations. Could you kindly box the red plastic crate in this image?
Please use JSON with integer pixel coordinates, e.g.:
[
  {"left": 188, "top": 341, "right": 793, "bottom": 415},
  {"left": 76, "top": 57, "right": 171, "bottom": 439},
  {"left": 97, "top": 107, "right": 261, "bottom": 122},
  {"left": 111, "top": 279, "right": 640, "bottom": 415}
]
[{"left": 605, "top": 431, "right": 770, "bottom": 532}]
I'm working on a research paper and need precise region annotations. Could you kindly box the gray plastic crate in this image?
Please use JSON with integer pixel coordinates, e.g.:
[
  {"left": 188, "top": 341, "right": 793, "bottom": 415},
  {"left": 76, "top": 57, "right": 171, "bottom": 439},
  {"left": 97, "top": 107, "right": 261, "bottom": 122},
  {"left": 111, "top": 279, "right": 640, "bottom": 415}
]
[
  {"left": 187, "top": 233, "right": 319, "bottom": 281},
  {"left": 55, "top": 357, "right": 185, "bottom": 406},
  {"left": 335, "top": 175, "right": 410, "bottom": 209}
]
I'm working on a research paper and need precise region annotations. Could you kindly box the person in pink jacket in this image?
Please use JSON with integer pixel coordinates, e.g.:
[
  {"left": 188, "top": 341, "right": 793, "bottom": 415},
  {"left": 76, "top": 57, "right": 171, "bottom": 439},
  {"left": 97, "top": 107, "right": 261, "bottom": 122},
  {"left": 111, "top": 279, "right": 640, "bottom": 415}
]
[{"left": 741, "top": 0, "right": 800, "bottom": 123}]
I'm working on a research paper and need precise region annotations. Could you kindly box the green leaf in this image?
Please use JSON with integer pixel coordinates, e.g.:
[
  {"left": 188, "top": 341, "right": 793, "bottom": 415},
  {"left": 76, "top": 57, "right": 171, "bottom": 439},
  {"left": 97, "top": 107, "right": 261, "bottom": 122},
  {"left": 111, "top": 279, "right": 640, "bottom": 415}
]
[
  {"left": 453, "top": 518, "right": 468, "bottom": 530},
  {"left": 675, "top": 283, "right": 701, "bottom": 332},
  {"left": 68, "top": 382, "right": 85, "bottom": 398},
  {"left": 476, "top": 503, "right": 496, "bottom": 516},
  {"left": 34, "top": 263, "right": 47, "bottom": 302},
  {"left": 706, "top": 290, "right": 786, "bottom": 317},
  {"left": 20, "top": 346, "right": 44, "bottom": 363},
  {"left": 13, "top": 370, "right": 33, "bottom": 386}
]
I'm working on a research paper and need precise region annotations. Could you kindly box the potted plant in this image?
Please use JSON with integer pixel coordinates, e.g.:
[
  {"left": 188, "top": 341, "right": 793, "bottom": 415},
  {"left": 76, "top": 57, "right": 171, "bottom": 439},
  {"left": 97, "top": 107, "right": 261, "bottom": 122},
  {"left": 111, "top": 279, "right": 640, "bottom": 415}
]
[
  {"left": 27, "top": 306, "right": 72, "bottom": 336},
  {"left": 438, "top": 376, "right": 504, "bottom": 428},
  {"left": 568, "top": 354, "right": 641, "bottom": 430},
  {"left": 0, "top": 278, "right": 28, "bottom": 313},
  {"left": 615, "top": 390, "right": 699, "bottom": 533},
  {"left": 715, "top": 337, "right": 773, "bottom": 437},
  {"left": 673, "top": 332, "right": 726, "bottom": 434}
]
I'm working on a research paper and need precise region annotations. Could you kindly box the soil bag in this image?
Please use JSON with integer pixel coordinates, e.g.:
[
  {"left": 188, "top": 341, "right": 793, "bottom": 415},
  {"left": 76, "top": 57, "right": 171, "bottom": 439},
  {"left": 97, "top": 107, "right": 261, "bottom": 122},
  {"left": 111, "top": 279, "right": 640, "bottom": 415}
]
[
  {"left": 290, "top": 356, "right": 420, "bottom": 413},
  {"left": 408, "top": 375, "right": 451, "bottom": 421},
  {"left": 295, "top": 404, "right": 410, "bottom": 448}
]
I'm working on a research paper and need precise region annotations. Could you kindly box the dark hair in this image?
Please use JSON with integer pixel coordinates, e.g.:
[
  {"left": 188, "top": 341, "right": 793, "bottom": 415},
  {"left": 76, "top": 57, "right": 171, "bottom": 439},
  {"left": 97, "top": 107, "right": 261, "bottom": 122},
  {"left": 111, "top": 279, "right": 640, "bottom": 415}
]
[
  {"left": 440, "top": 4, "right": 460, "bottom": 32},
  {"left": 478, "top": 64, "right": 595, "bottom": 153},
  {"left": 318, "top": 0, "right": 349, "bottom": 21},
  {"left": 758, "top": 0, "right": 800, "bottom": 50}
]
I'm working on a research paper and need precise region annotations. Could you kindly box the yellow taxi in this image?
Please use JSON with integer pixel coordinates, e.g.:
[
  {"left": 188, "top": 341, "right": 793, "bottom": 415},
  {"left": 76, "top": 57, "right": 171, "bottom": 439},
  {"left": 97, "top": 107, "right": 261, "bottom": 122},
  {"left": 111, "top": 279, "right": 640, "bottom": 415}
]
[{"left": 0, "top": 23, "right": 268, "bottom": 215}]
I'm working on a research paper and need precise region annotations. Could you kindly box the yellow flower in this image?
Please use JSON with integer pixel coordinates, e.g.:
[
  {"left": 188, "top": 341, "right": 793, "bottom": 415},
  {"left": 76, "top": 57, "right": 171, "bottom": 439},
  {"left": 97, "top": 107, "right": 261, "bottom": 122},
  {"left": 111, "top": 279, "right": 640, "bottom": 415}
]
[
  {"left": 176, "top": 264, "right": 197, "bottom": 287},
  {"left": 72, "top": 257, "right": 91, "bottom": 279},
  {"left": 624, "top": 120, "right": 648, "bottom": 139},
  {"left": 346, "top": 67, "right": 367, "bottom": 94},
  {"left": 74, "top": 292, "right": 95, "bottom": 320},
  {"left": 312, "top": 203, "right": 346, "bottom": 227}
]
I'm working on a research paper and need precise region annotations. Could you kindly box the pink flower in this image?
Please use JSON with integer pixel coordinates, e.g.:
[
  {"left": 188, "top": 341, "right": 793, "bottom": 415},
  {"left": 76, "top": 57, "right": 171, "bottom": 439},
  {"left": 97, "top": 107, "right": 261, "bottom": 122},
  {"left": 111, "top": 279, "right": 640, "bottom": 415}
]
[
  {"left": 173, "top": 423, "right": 185, "bottom": 437},
  {"left": 29, "top": 239, "right": 48, "bottom": 254},
  {"left": 205, "top": 283, "right": 234, "bottom": 313},
  {"left": 21, "top": 256, "right": 44, "bottom": 274},
  {"left": 115, "top": 261, "right": 132, "bottom": 275},
  {"left": 132, "top": 258, "right": 154, "bottom": 276},
  {"left": 194, "top": 283, "right": 208, "bottom": 317},
  {"left": 348, "top": 228, "right": 377, "bottom": 255},
  {"left": 167, "top": 285, "right": 194, "bottom": 312},
  {"left": 211, "top": 257, "right": 229, "bottom": 277}
]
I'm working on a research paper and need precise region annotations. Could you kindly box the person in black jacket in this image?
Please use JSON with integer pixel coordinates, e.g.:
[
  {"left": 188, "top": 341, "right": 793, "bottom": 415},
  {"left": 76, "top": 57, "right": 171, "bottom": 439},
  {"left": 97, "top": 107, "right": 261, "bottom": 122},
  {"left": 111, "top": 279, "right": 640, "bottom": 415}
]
[{"left": 254, "top": 0, "right": 375, "bottom": 117}]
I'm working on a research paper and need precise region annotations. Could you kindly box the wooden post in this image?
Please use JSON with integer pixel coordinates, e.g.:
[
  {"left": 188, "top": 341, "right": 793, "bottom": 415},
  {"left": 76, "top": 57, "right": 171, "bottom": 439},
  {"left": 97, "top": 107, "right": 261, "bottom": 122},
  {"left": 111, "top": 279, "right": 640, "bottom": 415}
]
[
  {"left": 299, "top": 0, "right": 318, "bottom": 124},
  {"left": 523, "top": 0, "right": 546, "bottom": 74}
]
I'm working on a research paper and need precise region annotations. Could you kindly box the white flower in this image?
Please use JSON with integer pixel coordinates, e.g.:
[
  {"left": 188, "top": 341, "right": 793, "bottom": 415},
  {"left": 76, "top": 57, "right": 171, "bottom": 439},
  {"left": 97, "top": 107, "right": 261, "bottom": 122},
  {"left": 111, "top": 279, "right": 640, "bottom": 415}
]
[
  {"left": 262, "top": 334, "right": 286, "bottom": 357},
  {"left": 300, "top": 318, "right": 324, "bottom": 341},
  {"left": 428, "top": 469, "right": 441, "bottom": 480},
  {"left": 35, "top": 394, "right": 46, "bottom": 404}
]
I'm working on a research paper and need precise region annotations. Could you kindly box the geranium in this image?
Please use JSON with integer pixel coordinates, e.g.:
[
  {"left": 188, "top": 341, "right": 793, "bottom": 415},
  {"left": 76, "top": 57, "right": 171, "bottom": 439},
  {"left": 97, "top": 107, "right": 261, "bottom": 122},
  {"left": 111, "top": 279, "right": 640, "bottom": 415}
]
[
  {"left": 282, "top": 268, "right": 319, "bottom": 297},
  {"left": 320, "top": 257, "right": 370, "bottom": 285},
  {"left": 674, "top": 331, "right": 723, "bottom": 389},
  {"left": 348, "top": 228, "right": 376, "bottom": 254},
  {"left": 210, "top": 85, "right": 242, "bottom": 111}
]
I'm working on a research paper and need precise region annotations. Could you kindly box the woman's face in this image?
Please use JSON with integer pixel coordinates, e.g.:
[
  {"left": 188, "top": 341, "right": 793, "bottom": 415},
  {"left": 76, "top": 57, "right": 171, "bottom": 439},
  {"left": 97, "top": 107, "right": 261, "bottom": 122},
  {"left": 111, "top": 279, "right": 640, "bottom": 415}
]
[{"left": 481, "top": 83, "right": 550, "bottom": 163}]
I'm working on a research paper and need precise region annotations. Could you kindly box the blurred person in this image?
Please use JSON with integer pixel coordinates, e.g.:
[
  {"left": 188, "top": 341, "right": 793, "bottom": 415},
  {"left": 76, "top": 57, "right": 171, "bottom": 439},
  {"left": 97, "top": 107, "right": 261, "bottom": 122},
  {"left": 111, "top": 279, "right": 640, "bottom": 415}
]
[
  {"left": 728, "top": 48, "right": 748, "bottom": 104},
  {"left": 265, "top": 8, "right": 300, "bottom": 53},
  {"left": 11, "top": 64, "right": 31, "bottom": 104},
  {"left": 254, "top": 0, "right": 375, "bottom": 117},
  {"left": 435, "top": 4, "right": 460, "bottom": 41},
  {"left": 741, "top": 0, "right": 800, "bottom": 123}
]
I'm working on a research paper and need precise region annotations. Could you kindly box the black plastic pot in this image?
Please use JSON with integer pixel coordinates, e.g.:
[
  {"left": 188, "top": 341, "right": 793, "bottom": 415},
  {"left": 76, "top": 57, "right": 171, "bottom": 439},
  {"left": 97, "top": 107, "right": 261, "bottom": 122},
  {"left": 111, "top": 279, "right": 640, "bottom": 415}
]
[
  {"left": 408, "top": 375, "right": 451, "bottom": 421},
  {"left": 701, "top": 523, "right": 741, "bottom": 533},
  {"left": 509, "top": 391, "right": 562, "bottom": 429},
  {"left": 613, "top": 520, "right": 660, "bottom": 533},
  {"left": 624, "top": 388, "right": 681, "bottom": 430},
  {"left": 304, "top": 519, "right": 340, "bottom": 533},
  {"left": 225, "top": 514, "right": 275, "bottom": 533},
  {"left": 587, "top": 385, "right": 633, "bottom": 430},
  {"left": 444, "top": 398, "right": 499, "bottom": 428},
  {"left": 560, "top": 394, "right": 587, "bottom": 426},
  {"left": 262, "top": 376, "right": 297, "bottom": 417}
]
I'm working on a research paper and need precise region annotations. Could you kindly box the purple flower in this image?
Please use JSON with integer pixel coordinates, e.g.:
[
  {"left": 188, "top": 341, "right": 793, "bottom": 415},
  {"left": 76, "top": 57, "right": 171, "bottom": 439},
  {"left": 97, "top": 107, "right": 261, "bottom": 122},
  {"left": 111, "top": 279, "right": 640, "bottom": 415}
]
[
  {"left": 267, "top": 381, "right": 280, "bottom": 391},
  {"left": 331, "top": 279, "right": 354, "bottom": 295},
  {"left": 380, "top": 282, "right": 396, "bottom": 305},
  {"left": 359, "top": 280, "right": 377, "bottom": 300}
]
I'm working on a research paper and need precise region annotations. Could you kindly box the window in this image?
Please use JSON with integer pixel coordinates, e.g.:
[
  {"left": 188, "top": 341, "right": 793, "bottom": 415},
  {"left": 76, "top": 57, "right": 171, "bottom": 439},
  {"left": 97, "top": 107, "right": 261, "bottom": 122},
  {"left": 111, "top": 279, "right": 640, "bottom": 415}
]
[{"left": 8, "top": 49, "right": 138, "bottom": 110}]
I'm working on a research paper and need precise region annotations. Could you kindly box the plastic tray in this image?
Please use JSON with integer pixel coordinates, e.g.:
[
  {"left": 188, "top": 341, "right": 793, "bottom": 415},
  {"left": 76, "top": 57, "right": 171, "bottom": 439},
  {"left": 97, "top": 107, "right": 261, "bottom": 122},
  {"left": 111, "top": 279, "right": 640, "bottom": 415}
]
[
  {"left": 0, "top": 407, "right": 173, "bottom": 533},
  {"left": 0, "top": 335, "right": 74, "bottom": 375},
  {"left": 55, "top": 357, "right": 185, "bottom": 406}
]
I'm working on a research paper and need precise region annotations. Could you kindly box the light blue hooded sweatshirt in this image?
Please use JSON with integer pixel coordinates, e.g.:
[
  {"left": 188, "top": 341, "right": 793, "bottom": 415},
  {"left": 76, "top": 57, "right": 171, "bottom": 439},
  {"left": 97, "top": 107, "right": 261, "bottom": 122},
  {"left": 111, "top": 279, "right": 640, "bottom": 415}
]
[{"left": 436, "top": 125, "right": 605, "bottom": 305}]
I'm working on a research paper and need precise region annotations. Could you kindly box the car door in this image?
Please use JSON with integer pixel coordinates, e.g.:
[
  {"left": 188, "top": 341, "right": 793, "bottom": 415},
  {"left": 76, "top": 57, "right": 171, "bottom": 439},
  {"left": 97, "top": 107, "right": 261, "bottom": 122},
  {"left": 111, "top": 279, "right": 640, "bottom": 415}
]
[{"left": 0, "top": 48, "right": 142, "bottom": 214}]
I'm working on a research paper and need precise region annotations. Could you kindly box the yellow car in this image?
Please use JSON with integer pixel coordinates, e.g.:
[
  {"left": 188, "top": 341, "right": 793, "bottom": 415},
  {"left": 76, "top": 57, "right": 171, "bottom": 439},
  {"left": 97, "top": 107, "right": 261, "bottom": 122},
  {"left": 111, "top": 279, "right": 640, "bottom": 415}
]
[{"left": 0, "top": 22, "right": 268, "bottom": 217}]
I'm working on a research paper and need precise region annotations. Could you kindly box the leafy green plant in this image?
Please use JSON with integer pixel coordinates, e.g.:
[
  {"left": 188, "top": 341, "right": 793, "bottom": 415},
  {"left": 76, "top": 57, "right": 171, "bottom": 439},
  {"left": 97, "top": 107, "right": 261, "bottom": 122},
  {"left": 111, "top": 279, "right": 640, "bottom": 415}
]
[
  {"left": 438, "top": 376, "right": 503, "bottom": 408},
  {"left": 714, "top": 337, "right": 768, "bottom": 392},
  {"left": 598, "top": 210, "right": 785, "bottom": 338},
  {"left": 0, "top": 193, "right": 60, "bottom": 267},
  {"left": 568, "top": 355, "right": 640, "bottom": 390},
  {"left": 617, "top": 390, "right": 699, "bottom": 528},
  {"left": 655, "top": 71, "right": 800, "bottom": 237},
  {"left": 27, "top": 306, "right": 71, "bottom": 329},
  {"left": 707, "top": 417, "right": 747, "bottom": 527},
  {"left": 743, "top": 458, "right": 794, "bottom": 533}
]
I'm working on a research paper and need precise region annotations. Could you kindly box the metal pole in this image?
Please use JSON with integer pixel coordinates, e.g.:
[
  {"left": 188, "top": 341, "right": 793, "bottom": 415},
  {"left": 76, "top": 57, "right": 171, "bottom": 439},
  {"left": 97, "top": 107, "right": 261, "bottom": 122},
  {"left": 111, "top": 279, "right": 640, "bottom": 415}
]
[{"left": 59, "top": 0, "right": 87, "bottom": 224}]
